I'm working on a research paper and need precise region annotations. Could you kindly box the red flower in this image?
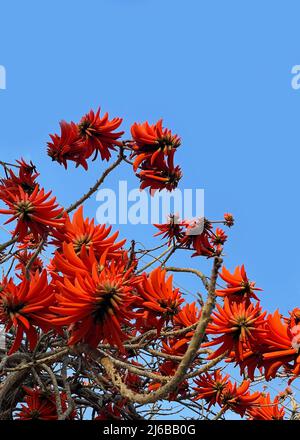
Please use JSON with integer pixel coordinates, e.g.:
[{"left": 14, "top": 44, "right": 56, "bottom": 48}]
[
  {"left": 220, "top": 380, "right": 260, "bottom": 416},
  {"left": 15, "top": 250, "right": 43, "bottom": 276},
  {"left": 194, "top": 373, "right": 260, "bottom": 416},
  {"left": 0, "top": 185, "right": 64, "bottom": 241},
  {"left": 17, "top": 233, "right": 45, "bottom": 250},
  {"left": 193, "top": 369, "right": 230, "bottom": 408},
  {"left": 15, "top": 387, "right": 76, "bottom": 420},
  {"left": 154, "top": 214, "right": 186, "bottom": 245},
  {"left": 51, "top": 206, "right": 126, "bottom": 258},
  {"left": 0, "top": 276, "right": 9, "bottom": 293},
  {"left": 47, "top": 121, "right": 88, "bottom": 170},
  {"left": 180, "top": 218, "right": 216, "bottom": 257},
  {"left": 136, "top": 151, "right": 182, "bottom": 194},
  {"left": 262, "top": 310, "right": 300, "bottom": 379},
  {"left": 211, "top": 228, "right": 227, "bottom": 246},
  {"left": 78, "top": 108, "right": 124, "bottom": 161},
  {"left": 50, "top": 242, "right": 102, "bottom": 281},
  {"left": 16, "top": 158, "right": 38, "bottom": 176},
  {"left": 227, "top": 345, "right": 269, "bottom": 382},
  {"left": 223, "top": 213, "right": 234, "bottom": 227},
  {"left": 130, "top": 119, "right": 181, "bottom": 171},
  {"left": 174, "top": 302, "right": 202, "bottom": 338},
  {"left": 0, "top": 271, "right": 54, "bottom": 354},
  {"left": 51, "top": 252, "right": 140, "bottom": 350},
  {"left": 161, "top": 338, "right": 188, "bottom": 357},
  {"left": 95, "top": 402, "right": 125, "bottom": 420},
  {"left": 204, "top": 298, "right": 267, "bottom": 361},
  {"left": 226, "top": 310, "right": 300, "bottom": 381},
  {"left": 0, "top": 158, "right": 39, "bottom": 197},
  {"left": 136, "top": 267, "right": 184, "bottom": 332},
  {"left": 246, "top": 393, "right": 285, "bottom": 420},
  {"left": 216, "top": 265, "right": 262, "bottom": 303},
  {"left": 15, "top": 387, "right": 58, "bottom": 420},
  {"left": 122, "top": 361, "right": 144, "bottom": 393},
  {"left": 51, "top": 237, "right": 133, "bottom": 286}
]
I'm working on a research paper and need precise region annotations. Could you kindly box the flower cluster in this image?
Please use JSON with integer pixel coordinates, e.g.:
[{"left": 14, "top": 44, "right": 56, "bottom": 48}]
[
  {"left": 15, "top": 387, "right": 76, "bottom": 420},
  {"left": 154, "top": 214, "right": 232, "bottom": 257},
  {"left": 203, "top": 263, "right": 300, "bottom": 383},
  {"left": 194, "top": 370, "right": 262, "bottom": 418},
  {"left": 130, "top": 120, "right": 182, "bottom": 193},
  {"left": 47, "top": 108, "right": 124, "bottom": 169},
  {"left": 194, "top": 369, "right": 286, "bottom": 419},
  {"left": 0, "top": 186, "right": 64, "bottom": 241},
  {"left": 51, "top": 246, "right": 141, "bottom": 351},
  {"left": 0, "top": 271, "right": 54, "bottom": 354},
  {"left": 0, "top": 159, "right": 39, "bottom": 197},
  {"left": 136, "top": 267, "right": 184, "bottom": 332}
]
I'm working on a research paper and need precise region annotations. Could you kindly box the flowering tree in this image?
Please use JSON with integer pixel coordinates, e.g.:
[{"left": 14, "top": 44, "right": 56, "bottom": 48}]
[{"left": 0, "top": 107, "right": 298, "bottom": 420}]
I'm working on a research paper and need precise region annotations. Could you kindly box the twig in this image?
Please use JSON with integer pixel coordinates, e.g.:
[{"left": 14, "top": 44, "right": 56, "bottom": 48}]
[
  {"left": 0, "top": 236, "right": 18, "bottom": 253},
  {"left": 66, "top": 148, "right": 124, "bottom": 214},
  {"left": 136, "top": 246, "right": 173, "bottom": 274},
  {"left": 165, "top": 266, "right": 210, "bottom": 291},
  {"left": 42, "top": 363, "right": 63, "bottom": 418}
]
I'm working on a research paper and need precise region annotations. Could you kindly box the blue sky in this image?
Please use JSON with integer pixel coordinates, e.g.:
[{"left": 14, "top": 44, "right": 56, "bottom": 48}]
[{"left": 0, "top": 1, "right": 300, "bottom": 328}]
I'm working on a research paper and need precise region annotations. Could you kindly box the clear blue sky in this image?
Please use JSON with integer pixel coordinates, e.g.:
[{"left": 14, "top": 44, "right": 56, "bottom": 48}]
[{"left": 1, "top": 0, "right": 300, "bottom": 319}]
